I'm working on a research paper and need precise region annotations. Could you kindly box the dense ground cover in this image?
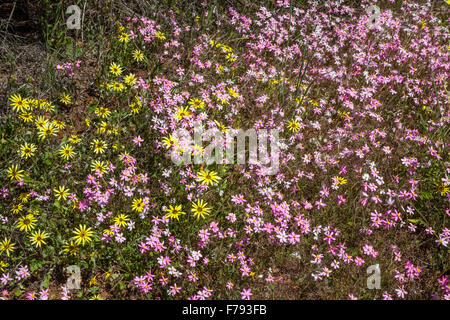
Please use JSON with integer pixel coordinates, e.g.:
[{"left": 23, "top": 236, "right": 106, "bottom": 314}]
[{"left": 0, "top": 0, "right": 449, "bottom": 300}]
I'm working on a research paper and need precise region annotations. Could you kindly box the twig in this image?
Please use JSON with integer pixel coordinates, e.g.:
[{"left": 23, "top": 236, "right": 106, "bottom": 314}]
[
  {"left": 1, "top": 1, "right": 17, "bottom": 47},
  {"left": 81, "top": 0, "right": 87, "bottom": 44}
]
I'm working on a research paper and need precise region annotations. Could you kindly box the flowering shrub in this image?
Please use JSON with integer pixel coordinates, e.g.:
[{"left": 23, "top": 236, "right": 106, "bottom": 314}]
[{"left": 1, "top": 0, "right": 449, "bottom": 300}]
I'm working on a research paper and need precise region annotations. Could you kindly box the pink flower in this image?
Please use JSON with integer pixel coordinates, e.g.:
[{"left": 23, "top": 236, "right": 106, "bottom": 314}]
[
  {"left": 169, "top": 283, "right": 181, "bottom": 296},
  {"left": 133, "top": 136, "right": 144, "bottom": 147},
  {"left": 241, "top": 288, "right": 252, "bottom": 300}
]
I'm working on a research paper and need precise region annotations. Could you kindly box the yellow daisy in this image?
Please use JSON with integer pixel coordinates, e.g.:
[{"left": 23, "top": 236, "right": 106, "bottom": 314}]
[
  {"left": 16, "top": 214, "right": 37, "bottom": 232},
  {"left": 133, "top": 50, "right": 144, "bottom": 62},
  {"left": 124, "top": 73, "right": 137, "bottom": 85},
  {"left": 19, "top": 142, "right": 37, "bottom": 159},
  {"left": 60, "top": 94, "right": 72, "bottom": 105},
  {"left": 72, "top": 224, "right": 94, "bottom": 246},
  {"left": 30, "top": 229, "right": 50, "bottom": 247},
  {"left": 164, "top": 205, "right": 186, "bottom": 220},
  {"left": 0, "top": 238, "right": 15, "bottom": 256},
  {"left": 9, "top": 94, "right": 30, "bottom": 112},
  {"left": 92, "top": 139, "right": 107, "bottom": 154},
  {"left": 287, "top": 119, "right": 300, "bottom": 132},
  {"left": 113, "top": 214, "right": 130, "bottom": 227},
  {"left": 59, "top": 144, "right": 75, "bottom": 160},
  {"left": 54, "top": 185, "right": 70, "bottom": 201},
  {"left": 109, "top": 63, "right": 123, "bottom": 76},
  {"left": 196, "top": 170, "right": 221, "bottom": 186},
  {"left": 7, "top": 164, "right": 24, "bottom": 181},
  {"left": 191, "top": 199, "right": 211, "bottom": 220},
  {"left": 131, "top": 198, "right": 145, "bottom": 213},
  {"left": 62, "top": 240, "right": 80, "bottom": 256}
]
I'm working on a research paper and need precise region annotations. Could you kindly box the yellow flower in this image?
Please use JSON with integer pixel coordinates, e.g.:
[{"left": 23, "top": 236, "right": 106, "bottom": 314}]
[
  {"left": 19, "top": 193, "right": 30, "bottom": 203},
  {"left": 69, "top": 135, "right": 82, "bottom": 144},
  {"left": 128, "top": 96, "right": 143, "bottom": 113},
  {"left": 54, "top": 185, "right": 70, "bottom": 201},
  {"left": 44, "top": 104, "right": 56, "bottom": 113},
  {"left": 287, "top": 119, "right": 300, "bottom": 132},
  {"left": 118, "top": 32, "right": 130, "bottom": 43},
  {"left": 0, "top": 238, "right": 15, "bottom": 256},
  {"left": 119, "top": 152, "right": 131, "bottom": 162},
  {"left": 7, "top": 164, "right": 24, "bottom": 181},
  {"left": 113, "top": 214, "right": 129, "bottom": 227},
  {"left": 92, "top": 139, "right": 107, "bottom": 154},
  {"left": 91, "top": 160, "right": 108, "bottom": 173},
  {"left": 131, "top": 198, "right": 145, "bottom": 213},
  {"left": 19, "top": 142, "right": 37, "bottom": 159},
  {"left": 227, "top": 87, "right": 239, "bottom": 98},
  {"left": 437, "top": 183, "right": 450, "bottom": 196},
  {"left": 9, "top": 94, "right": 30, "bottom": 112},
  {"left": 221, "top": 45, "right": 233, "bottom": 53},
  {"left": 0, "top": 260, "right": 8, "bottom": 272},
  {"left": 135, "top": 96, "right": 142, "bottom": 106},
  {"left": 11, "top": 203, "right": 24, "bottom": 214},
  {"left": 164, "top": 205, "right": 186, "bottom": 220},
  {"left": 89, "top": 276, "right": 98, "bottom": 286},
  {"left": 214, "top": 120, "right": 227, "bottom": 132},
  {"left": 162, "top": 135, "right": 178, "bottom": 149},
  {"left": 52, "top": 120, "right": 66, "bottom": 129},
  {"left": 196, "top": 170, "right": 221, "bottom": 186},
  {"left": 59, "top": 144, "right": 75, "bottom": 160},
  {"left": 174, "top": 106, "right": 192, "bottom": 121},
  {"left": 38, "top": 122, "right": 58, "bottom": 139},
  {"left": 72, "top": 224, "right": 94, "bottom": 246},
  {"left": 62, "top": 240, "right": 79, "bottom": 256},
  {"left": 97, "top": 121, "right": 108, "bottom": 134},
  {"left": 124, "top": 73, "right": 137, "bottom": 86},
  {"left": 129, "top": 103, "right": 141, "bottom": 114},
  {"left": 35, "top": 99, "right": 48, "bottom": 109},
  {"left": 216, "top": 64, "right": 224, "bottom": 74},
  {"left": 133, "top": 50, "right": 144, "bottom": 62},
  {"left": 60, "top": 94, "right": 72, "bottom": 105},
  {"left": 191, "top": 199, "right": 211, "bottom": 220},
  {"left": 111, "top": 82, "right": 125, "bottom": 92},
  {"left": 30, "top": 229, "right": 49, "bottom": 247},
  {"left": 19, "top": 112, "right": 34, "bottom": 123},
  {"left": 72, "top": 200, "right": 79, "bottom": 209},
  {"left": 35, "top": 116, "right": 48, "bottom": 129},
  {"left": 109, "top": 63, "right": 123, "bottom": 76},
  {"left": 334, "top": 176, "right": 347, "bottom": 186},
  {"left": 17, "top": 214, "right": 37, "bottom": 232},
  {"left": 225, "top": 53, "right": 237, "bottom": 62},
  {"left": 156, "top": 31, "right": 166, "bottom": 40},
  {"left": 188, "top": 98, "right": 205, "bottom": 109},
  {"left": 192, "top": 144, "right": 204, "bottom": 157}
]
